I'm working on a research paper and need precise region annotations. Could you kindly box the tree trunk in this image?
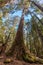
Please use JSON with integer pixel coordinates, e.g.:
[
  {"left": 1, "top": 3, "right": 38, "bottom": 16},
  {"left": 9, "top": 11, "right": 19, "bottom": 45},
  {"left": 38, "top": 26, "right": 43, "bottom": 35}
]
[
  {"left": 1, "top": 32, "right": 11, "bottom": 54},
  {"left": 28, "top": 10, "right": 43, "bottom": 25},
  {"left": 6, "top": 12, "right": 27, "bottom": 59},
  {"left": 31, "top": 1, "right": 43, "bottom": 12}
]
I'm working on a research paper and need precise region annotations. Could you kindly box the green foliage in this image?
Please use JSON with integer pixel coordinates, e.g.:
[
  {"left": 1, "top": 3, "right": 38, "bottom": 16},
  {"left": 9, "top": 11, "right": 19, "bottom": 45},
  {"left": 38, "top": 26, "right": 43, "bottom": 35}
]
[{"left": 0, "top": 0, "right": 4, "bottom": 2}]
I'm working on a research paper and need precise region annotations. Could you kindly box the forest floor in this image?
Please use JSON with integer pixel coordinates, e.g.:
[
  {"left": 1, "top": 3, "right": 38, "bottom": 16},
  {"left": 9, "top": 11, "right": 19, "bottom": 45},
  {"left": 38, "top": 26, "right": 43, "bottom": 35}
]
[{"left": 0, "top": 54, "right": 43, "bottom": 65}]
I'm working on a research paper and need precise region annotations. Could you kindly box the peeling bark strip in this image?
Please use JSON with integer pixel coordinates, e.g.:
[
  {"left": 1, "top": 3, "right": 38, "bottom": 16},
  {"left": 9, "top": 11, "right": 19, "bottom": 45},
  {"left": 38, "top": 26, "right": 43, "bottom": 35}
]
[{"left": 31, "top": 1, "right": 43, "bottom": 12}]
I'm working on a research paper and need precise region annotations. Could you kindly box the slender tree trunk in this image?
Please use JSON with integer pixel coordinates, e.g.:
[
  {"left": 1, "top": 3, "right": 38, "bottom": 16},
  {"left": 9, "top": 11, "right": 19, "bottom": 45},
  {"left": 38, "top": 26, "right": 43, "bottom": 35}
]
[
  {"left": 32, "top": 20, "right": 42, "bottom": 57},
  {"left": 35, "top": 22, "right": 43, "bottom": 55},
  {"left": 31, "top": 1, "right": 43, "bottom": 12},
  {"left": 28, "top": 10, "right": 43, "bottom": 25},
  {"left": 33, "top": 20, "right": 43, "bottom": 45},
  {"left": 1, "top": 32, "right": 11, "bottom": 54}
]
